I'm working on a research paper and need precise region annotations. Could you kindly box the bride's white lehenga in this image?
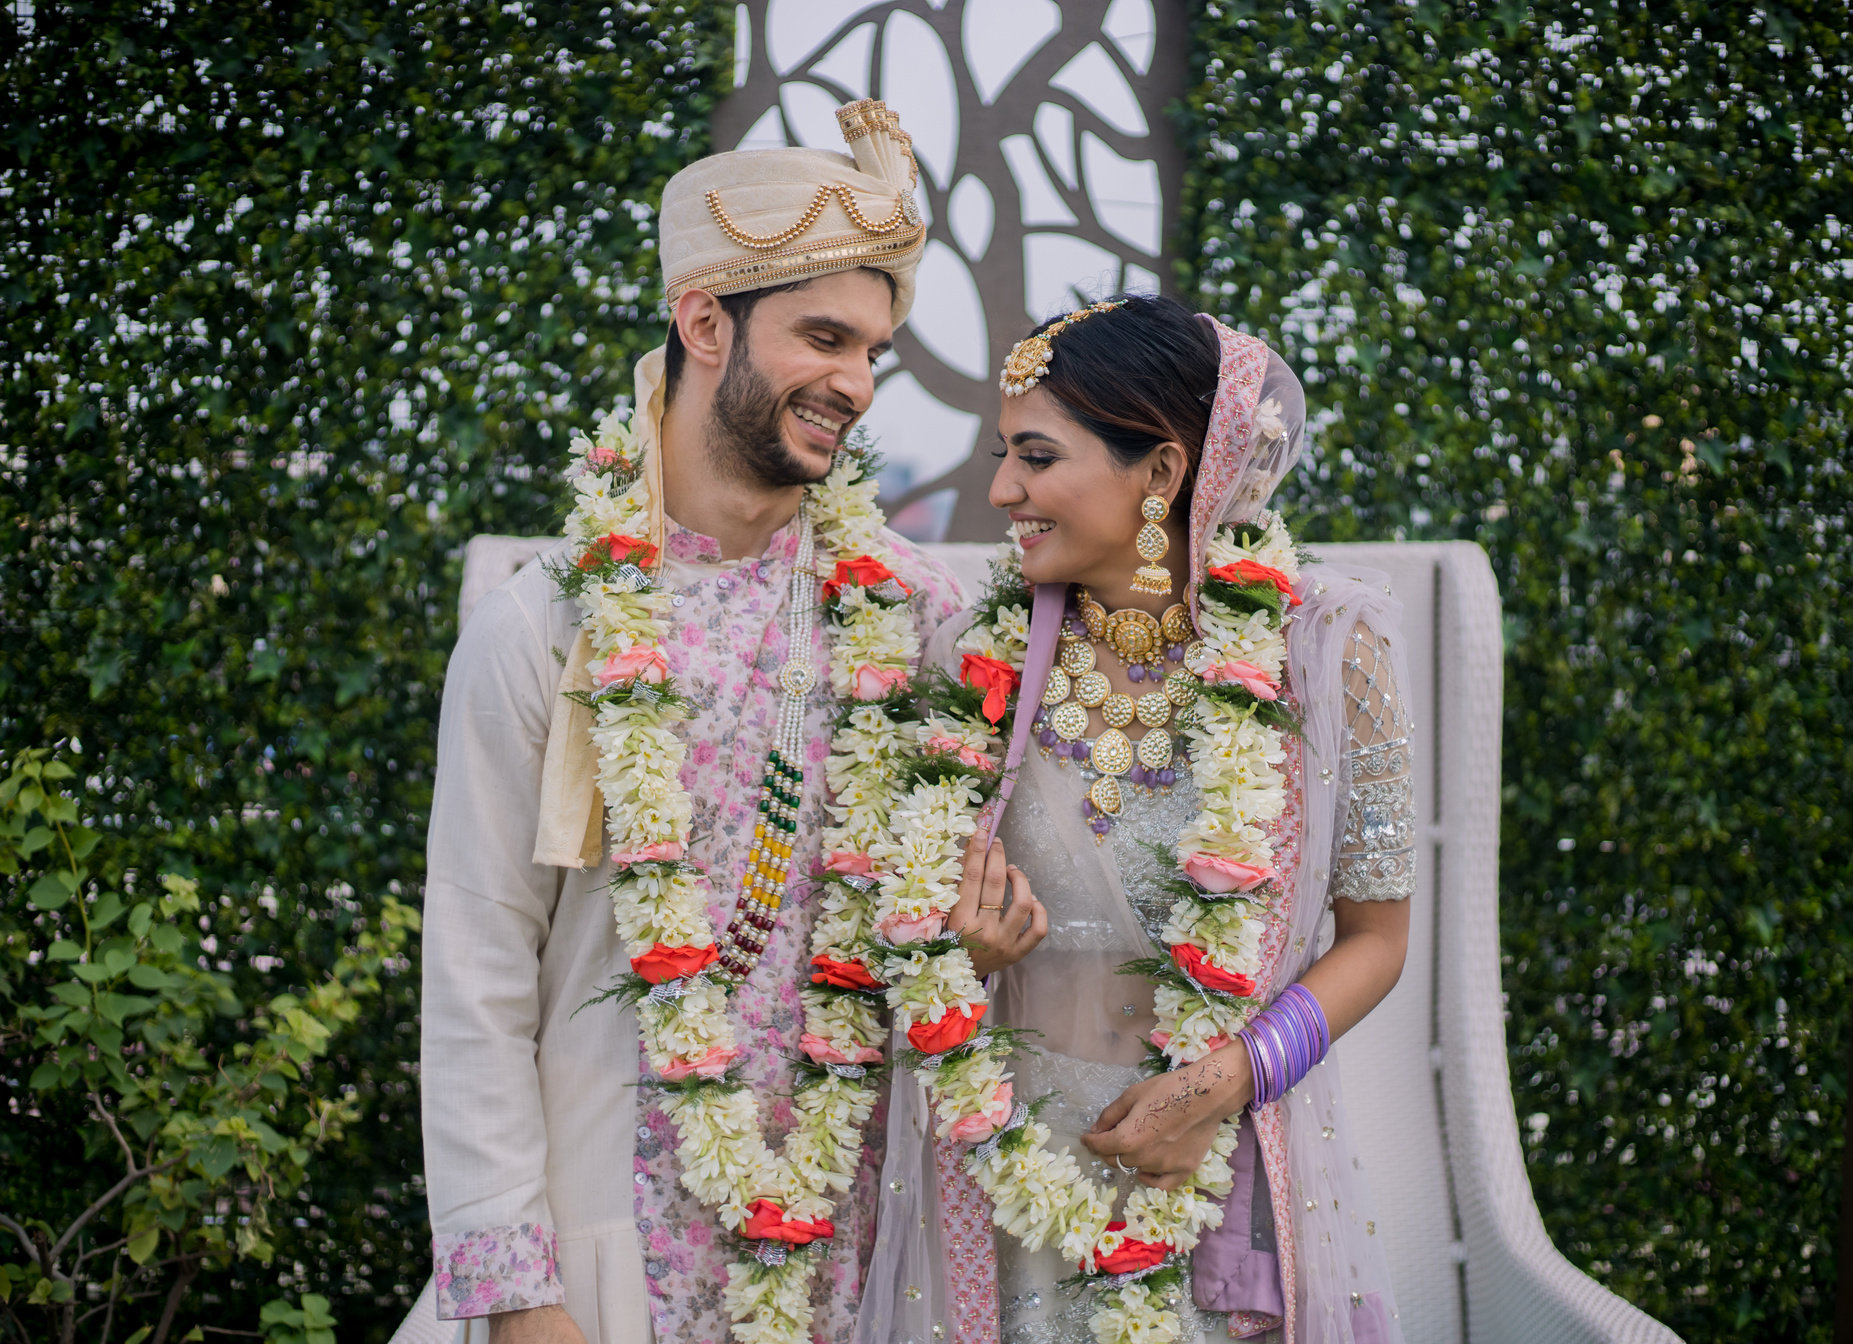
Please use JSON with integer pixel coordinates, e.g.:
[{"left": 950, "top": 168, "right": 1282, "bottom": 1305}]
[{"left": 913, "top": 610, "right": 1415, "bottom": 1344}]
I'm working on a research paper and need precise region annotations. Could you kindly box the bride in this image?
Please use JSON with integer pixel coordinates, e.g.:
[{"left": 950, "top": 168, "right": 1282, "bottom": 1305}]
[{"left": 860, "top": 295, "right": 1414, "bottom": 1344}]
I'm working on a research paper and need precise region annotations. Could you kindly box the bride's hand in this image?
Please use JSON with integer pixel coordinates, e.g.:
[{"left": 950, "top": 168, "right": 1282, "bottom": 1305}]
[
  {"left": 946, "top": 833, "right": 1048, "bottom": 977},
  {"left": 1081, "top": 1047, "right": 1253, "bottom": 1190}
]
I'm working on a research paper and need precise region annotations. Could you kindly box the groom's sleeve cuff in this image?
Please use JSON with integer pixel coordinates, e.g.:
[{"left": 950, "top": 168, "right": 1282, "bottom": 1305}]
[{"left": 431, "top": 1222, "right": 565, "bottom": 1320}]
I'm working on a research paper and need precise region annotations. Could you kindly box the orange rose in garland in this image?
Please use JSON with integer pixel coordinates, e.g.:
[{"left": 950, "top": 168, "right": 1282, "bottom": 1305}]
[
  {"left": 823, "top": 554, "right": 910, "bottom": 601},
  {"left": 578, "top": 531, "right": 659, "bottom": 570},
  {"left": 629, "top": 942, "right": 719, "bottom": 984},
  {"left": 959, "top": 653, "right": 1021, "bottom": 725}
]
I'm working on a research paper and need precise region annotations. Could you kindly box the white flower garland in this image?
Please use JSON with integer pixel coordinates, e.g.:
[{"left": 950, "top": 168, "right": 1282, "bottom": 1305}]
[
  {"left": 859, "top": 514, "right": 1304, "bottom": 1342},
  {"left": 558, "top": 413, "right": 920, "bottom": 1344}
]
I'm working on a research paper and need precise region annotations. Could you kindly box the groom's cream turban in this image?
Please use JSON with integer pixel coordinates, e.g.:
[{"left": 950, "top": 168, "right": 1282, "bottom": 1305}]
[{"left": 659, "top": 98, "right": 926, "bottom": 324}]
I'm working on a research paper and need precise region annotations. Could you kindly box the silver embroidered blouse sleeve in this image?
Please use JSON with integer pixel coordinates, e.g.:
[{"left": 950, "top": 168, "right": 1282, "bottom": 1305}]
[{"left": 1332, "top": 621, "right": 1417, "bottom": 903}]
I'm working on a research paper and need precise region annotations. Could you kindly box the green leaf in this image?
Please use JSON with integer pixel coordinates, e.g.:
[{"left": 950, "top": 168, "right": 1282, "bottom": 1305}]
[
  {"left": 92, "top": 891, "right": 126, "bottom": 930},
  {"left": 122, "top": 1330, "right": 151, "bottom": 1344},
  {"left": 259, "top": 1299, "right": 303, "bottom": 1326},
  {"left": 18, "top": 825, "right": 51, "bottom": 855},
  {"left": 197, "top": 1137, "right": 240, "bottom": 1180},
  {"left": 28, "top": 1061, "right": 63, "bottom": 1090},
  {"left": 126, "top": 1227, "right": 159, "bottom": 1265},
  {"left": 47, "top": 939, "right": 82, "bottom": 961},
  {"left": 127, "top": 963, "right": 173, "bottom": 990},
  {"left": 28, "top": 871, "right": 76, "bottom": 910},
  {"left": 301, "top": 1294, "right": 335, "bottom": 1328},
  {"left": 128, "top": 902, "right": 154, "bottom": 938},
  {"left": 50, "top": 980, "right": 91, "bottom": 1007}
]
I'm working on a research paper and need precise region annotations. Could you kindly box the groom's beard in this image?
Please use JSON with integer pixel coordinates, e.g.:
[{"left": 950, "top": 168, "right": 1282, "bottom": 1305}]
[{"left": 706, "top": 340, "right": 835, "bottom": 490}]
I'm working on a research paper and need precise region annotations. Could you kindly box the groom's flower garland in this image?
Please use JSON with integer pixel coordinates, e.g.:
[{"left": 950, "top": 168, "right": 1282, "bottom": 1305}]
[
  {"left": 849, "top": 513, "right": 1305, "bottom": 1344},
  {"left": 556, "top": 412, "right": 922, "bottom": 1344}
]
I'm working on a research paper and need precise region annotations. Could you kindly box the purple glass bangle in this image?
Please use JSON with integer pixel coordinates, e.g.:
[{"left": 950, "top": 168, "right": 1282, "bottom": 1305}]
[{"left": 1239, "top": 983, "right": 1331, "bottom": 1107}]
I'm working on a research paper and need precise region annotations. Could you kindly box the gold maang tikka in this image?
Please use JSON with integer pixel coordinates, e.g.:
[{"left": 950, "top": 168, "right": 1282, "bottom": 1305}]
[
  {"left": 998, "top": 299, "right": 1129, "bottom": 396},
  {"left": 1130, "top": 494, "right": 1173, "bottom": 595}
]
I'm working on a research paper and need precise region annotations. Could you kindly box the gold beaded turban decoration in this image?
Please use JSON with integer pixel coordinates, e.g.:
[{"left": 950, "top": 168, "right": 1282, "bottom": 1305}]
[
  {"left": 659, "top": 98, "right": 927, "bottom": 324},
  {"left": 998, "top": 299, "right": 1129, "bottom": 396}
]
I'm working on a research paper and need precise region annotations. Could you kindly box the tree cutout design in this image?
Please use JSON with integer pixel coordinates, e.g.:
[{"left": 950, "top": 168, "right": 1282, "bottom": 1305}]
[{"left": 714, "top": 0, "right": 1189, "bottom": 542}]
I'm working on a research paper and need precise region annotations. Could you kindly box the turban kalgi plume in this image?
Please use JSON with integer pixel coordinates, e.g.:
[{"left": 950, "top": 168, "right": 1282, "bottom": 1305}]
[
  {"left": 579, "top": 532, "right": 660, "bottom": 571},
  {"left": 1170, "top": 942, "right": 1256, "bottom": 997},
  {"left": 1207, "top": 559, "right": 1301, "bottom": 605},
  {"left": 1087, "top": 1223, "right": 1173, "bottom": 1274},
  {"left": 809, "top": 954, "right": 882, "bottom": 991},
  {"left": 960, "top": 654, "right": 1020, "bottom": 726},
  {"left": 906, "top": 1003, "right": 986, "bottom": 1054},
  {"left": 824, "top": 554, "right": 909, "bottom": 601},
  {"left": 630, "top": 942, "right": 719, "bottom": 984},
  {"left": 741, "top": 1199, "right": 835, "bottom": 1245}
]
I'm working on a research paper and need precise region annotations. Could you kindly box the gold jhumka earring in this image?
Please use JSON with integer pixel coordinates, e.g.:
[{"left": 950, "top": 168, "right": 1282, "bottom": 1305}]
[{"left": 1130, "top": 493, "right": 1172, "bottom": 595}]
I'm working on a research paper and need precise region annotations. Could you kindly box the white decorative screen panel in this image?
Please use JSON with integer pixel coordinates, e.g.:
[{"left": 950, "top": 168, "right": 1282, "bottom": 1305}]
[{"left": 713, "top": 0, "right": 1188, "bottom": 542}]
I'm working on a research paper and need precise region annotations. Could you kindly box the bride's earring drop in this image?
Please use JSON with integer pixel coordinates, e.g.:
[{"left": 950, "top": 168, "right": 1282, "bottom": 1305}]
[{"left": 1130, "top": 494, "right": 1173, "bottom": 595}]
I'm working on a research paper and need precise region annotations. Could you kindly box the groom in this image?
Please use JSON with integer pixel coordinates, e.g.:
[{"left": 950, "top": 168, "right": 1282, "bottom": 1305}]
[{"left": 411, "top": 102, "right": 963, "bottom": 1343}]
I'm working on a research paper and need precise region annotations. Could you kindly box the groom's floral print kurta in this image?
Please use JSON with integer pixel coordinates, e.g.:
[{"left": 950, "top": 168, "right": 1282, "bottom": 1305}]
[{"left": 635, "top": 517, "right": 959, "bottom": 1343}]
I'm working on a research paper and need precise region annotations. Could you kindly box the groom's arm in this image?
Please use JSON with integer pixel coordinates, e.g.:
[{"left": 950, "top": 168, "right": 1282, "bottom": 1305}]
[{"left": 420, "top": 583, "right": 569, "bottom": 1321}]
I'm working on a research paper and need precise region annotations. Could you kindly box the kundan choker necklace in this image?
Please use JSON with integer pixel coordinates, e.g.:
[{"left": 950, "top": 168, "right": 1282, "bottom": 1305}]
[{"left": 1033, "top": 590, "right": 1202, "bottom": 834}]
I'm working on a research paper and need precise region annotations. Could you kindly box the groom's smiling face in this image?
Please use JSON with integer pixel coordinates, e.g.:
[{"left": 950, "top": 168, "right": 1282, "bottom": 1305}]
[{"left": 704, "top": 269, "right": 896, "bottom": 489}]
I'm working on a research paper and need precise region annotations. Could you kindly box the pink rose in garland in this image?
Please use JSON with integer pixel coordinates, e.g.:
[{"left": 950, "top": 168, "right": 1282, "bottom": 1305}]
[
  {"left": 822, "top": 851, "right": 874, "bottom": 876},
  {"left": 1170, "top": 943, "right": 1257, "bottom": 997},
  {"left": 594, "top": 644, "right": 669, "bottom": 686},
  {"left": 926, "top": 733, "right": 996, "bottom": 769},
  {"left": 658, "top": 1045, "right": 738, "bottom": 1081},
  {"left": 741, "top": 1199, "right": 835, "bottom": 1245},
  {"left": 851, "top": 663, "right": 908, "bottom": 701},
  {"left": 875, "top": 909, "right": 946, "bottom": 943},
  {"left": 1181, "top": 852, "right": 1274, "bottom": 894},
  {"left": 906, "top": 1004, "right": 986, "bottom": 1054},
  {"left": 629, "top": 942, "right": 718, "bottom": 984},
  {"left": 1198, "top": 659, "right": 1279, "bottom": 701},
  {"left": 612, "top": 840, "right": 684, "bottom": 865},
  {"left": 946, "top": 1081, "right": 1015, "bottom": 1142},
  {"left": 800, "top": 1034, "right": 884, "bottom": 1066}
]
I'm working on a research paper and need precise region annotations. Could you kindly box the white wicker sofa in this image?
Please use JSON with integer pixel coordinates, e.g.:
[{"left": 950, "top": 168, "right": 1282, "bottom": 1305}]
[{"left": 428, "top": 536, "right": 1681, "bottom": 1344}]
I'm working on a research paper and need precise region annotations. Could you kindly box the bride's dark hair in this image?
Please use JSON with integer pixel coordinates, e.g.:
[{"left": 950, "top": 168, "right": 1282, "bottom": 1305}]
[{"left": 1022, "top": 293, "right": 1221, "bottom": 506}]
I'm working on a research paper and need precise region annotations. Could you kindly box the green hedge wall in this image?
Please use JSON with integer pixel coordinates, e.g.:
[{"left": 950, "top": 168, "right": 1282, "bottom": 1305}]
[
  {"left": 0, "top": 2, "right": 728, "bottom": 1337},
  {"left": 1176, "top": 1, "right": 1850, "bottom": 1339}
]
